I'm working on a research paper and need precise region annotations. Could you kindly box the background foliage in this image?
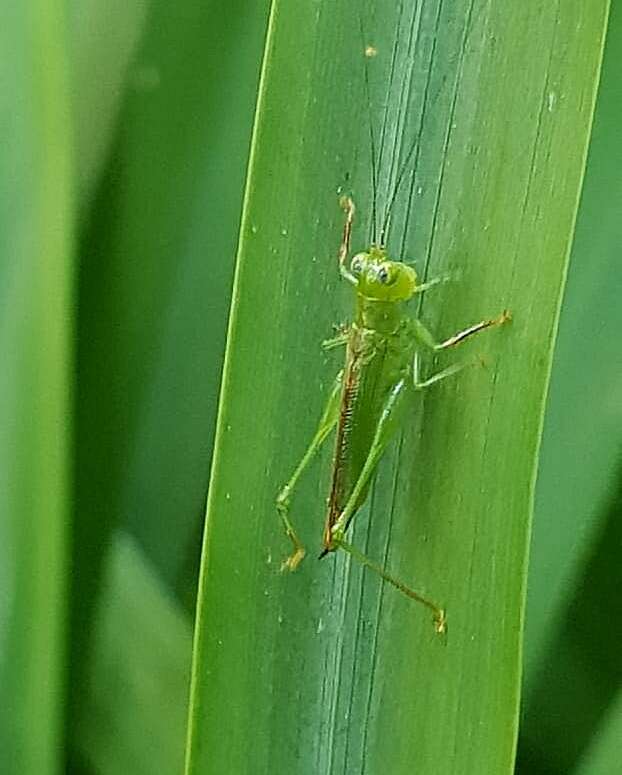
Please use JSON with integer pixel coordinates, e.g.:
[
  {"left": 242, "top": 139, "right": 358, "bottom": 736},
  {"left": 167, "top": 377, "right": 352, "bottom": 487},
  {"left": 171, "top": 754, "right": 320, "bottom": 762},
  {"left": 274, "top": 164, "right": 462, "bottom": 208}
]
[{"left": 0, "top": 1, "right": 616, "bottom": 774}]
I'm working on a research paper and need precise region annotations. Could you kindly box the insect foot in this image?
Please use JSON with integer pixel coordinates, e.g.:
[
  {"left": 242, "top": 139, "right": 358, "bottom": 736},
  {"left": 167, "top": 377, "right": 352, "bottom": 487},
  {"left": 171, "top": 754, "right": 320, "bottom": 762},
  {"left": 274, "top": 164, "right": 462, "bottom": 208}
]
[
  {"left": 434, "top": 608, "right": 447, "bottom": 636},
  {"left": 338, "top": 194, "right": 355, "bottom": 213},
  {"left": 276, "top": 486, "right": 306, "bottom": 571},
  {"left": 276, "top": 486, "right": 290, "bottom": 511},
  {"left": 280, "top": 546, "right": 306, "bottom": 573}
]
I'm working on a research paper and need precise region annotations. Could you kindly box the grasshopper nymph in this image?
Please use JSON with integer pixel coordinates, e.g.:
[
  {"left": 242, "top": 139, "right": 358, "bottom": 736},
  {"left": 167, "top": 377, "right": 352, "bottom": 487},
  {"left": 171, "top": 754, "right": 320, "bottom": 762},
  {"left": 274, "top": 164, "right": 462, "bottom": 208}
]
[
  {"left": 275, "top": 27, "right": 512, "bottom": 632},
  {"left": 276, "top": 196, "right": 509, "bottom": 634}
]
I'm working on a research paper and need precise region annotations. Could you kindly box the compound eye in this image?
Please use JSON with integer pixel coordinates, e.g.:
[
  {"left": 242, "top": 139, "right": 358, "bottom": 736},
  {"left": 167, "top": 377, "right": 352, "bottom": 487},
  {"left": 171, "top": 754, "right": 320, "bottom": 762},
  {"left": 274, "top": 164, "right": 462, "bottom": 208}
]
[
  {"left": 377, "top": 262, "right": 394, "bottom": 284},
  {"left": 350, "top": 254, "right": 366, "bottom": 275}
]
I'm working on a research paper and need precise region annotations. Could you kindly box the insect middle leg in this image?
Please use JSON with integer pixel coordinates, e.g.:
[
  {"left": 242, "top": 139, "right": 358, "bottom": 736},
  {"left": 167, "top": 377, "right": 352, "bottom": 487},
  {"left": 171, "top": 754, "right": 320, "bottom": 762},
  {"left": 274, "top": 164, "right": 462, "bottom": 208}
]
[
  {"left": 411, "top": 310, "right": 510, "bottom": 388},
  {"left": 412, "top": 310, "right": 510, "bottom": 353},
  {"left": 328, "top": 378, "right": 446, "bottom": 633},
  {"left": 412, "top": 351, "right": 467, "bottom": 389},
  {"left": 276, "top": 371, "right": 343, "bottom": 571}
]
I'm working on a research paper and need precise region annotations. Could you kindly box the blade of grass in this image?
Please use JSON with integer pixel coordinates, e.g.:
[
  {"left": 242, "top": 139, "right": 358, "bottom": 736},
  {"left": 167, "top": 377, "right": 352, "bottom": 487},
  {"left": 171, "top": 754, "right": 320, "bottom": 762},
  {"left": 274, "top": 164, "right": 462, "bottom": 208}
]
[
  {"left": 575, "top": 688, "right": 622, "bottom": 775},
  {"left": 523, "top": 0, "right": 622, "bottom": 689},
  {"left": 70, "top": 0, "right": 269, "bottom": 765},
  {"left": 516, "top": 5, "right": 622, "bottom": 769},
  {"left": 69, "top": 0, "right": 149, "bottom": 200},
  {"left": 185, "top": 1, "right": 609, "bottom": 773},
  {"left": 517, "top": 468, "right": 622, "bottom": 774},
  {"left": 0, "top": 3, "right": 73, "bottom": 774},
  {"left": 77, "top": 533, "right": 192, "bottom": 775},
  {"left": 73, "top": 0, "right": 271, "bottom": 618}
]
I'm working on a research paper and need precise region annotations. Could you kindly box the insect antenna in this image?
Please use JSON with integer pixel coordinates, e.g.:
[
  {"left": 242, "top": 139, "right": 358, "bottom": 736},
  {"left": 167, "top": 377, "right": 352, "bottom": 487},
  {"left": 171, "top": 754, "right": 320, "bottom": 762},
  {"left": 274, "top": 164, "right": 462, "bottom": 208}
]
[
  {"left": 378, "top": 129, "right": 421, "bottom": 247},
  {"left": 358, "top": 11, "right": 380, "bottom": 245}
]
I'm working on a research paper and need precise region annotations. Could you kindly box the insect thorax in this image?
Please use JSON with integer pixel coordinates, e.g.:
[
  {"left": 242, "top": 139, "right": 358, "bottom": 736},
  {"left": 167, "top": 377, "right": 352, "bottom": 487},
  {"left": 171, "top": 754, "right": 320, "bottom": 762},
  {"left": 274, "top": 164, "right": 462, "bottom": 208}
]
[{"left": 355, "top": 293, "right": 407, "bottom": 335}]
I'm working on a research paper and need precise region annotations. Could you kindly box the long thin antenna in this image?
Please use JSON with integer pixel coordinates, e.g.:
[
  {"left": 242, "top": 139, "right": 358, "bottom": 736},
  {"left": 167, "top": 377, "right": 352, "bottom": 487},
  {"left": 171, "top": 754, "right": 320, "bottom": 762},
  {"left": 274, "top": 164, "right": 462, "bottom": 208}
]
[
  {"left": 379, "top": 0, "right": 425, "bottom": 247},
  {"left": 358, "top": 10, "right": 380, "bottom": 245},
  {"left": 379, "top": 132, "right": 421, "bottom": 246}
]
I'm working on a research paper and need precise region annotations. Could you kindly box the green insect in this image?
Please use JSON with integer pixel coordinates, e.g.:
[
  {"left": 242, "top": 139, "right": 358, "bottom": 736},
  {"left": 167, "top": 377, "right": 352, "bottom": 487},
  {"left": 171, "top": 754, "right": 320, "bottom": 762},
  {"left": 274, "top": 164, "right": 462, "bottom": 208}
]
[
  {"left": 276, "top": 194, "right": 509, "bottom": 634},
  {"left": 276, "top": 31, "right": 510, "bottom": 631}
]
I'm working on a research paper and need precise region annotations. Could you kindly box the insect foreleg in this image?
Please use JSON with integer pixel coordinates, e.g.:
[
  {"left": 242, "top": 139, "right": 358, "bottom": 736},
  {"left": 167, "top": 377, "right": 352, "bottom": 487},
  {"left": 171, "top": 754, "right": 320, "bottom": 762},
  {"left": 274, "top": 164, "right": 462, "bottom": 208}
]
[
  {"left": 411, "top": 275, "right": 448, "bottom": 294},
  {"left": 276, "top": 370, "right": 343, "bottom": 571},
  {"left": 337, "top": 195, "right": 357, "bottom": 284}
]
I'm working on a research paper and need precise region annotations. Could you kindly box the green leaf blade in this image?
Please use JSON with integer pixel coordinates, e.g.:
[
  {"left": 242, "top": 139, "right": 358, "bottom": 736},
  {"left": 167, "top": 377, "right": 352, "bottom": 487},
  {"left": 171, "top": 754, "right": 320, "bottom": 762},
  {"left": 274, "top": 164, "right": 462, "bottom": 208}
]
[
  {"left": 0, "top": 3, "right": 73, "bottom": 774},
  {"left": 186, "top": 2, "right": 609, "bottom": 773}
]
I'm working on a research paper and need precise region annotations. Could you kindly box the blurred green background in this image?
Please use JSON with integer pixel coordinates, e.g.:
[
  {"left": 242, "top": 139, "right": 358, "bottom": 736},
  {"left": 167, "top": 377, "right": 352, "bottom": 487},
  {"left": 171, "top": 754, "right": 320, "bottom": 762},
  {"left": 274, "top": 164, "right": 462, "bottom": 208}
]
[{"left": 1, "top": 1, "right": 618, "bottom": 773}]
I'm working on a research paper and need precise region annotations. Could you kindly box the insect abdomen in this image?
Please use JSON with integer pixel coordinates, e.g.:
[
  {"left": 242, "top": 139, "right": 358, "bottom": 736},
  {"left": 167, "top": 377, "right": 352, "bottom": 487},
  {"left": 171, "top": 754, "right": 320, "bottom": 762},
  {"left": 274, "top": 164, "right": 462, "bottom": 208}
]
[{"left": 322, "top": 327, "right": 391, "bottom": 552}]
